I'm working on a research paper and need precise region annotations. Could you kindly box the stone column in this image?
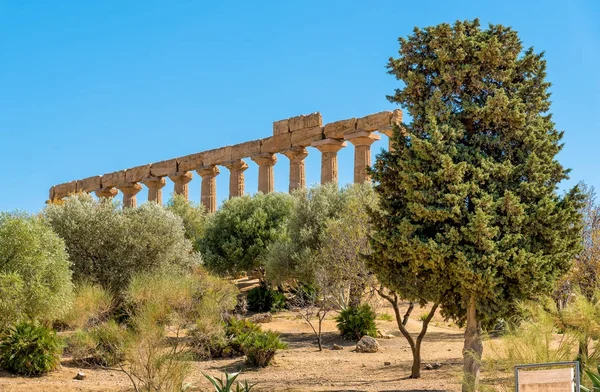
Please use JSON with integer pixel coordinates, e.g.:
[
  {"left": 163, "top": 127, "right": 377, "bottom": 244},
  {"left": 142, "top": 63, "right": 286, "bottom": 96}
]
[
  {"left": 252, "top": 153, "right": 277, "bottom": 194},
  {"left": 197, "top": 165, "right": 219, "bottom": 213},
  {"left": 118, "top": 183, "right": 142, "bottom": 208},
  {"left": 282, "top": 147, "right": 308, "bottom": 192},
  {"left": 379, "top": 129, "right": 394, "bottom": 151},
  {"left": 345, "top": 131, "right": 381, "bottom": 183},
  {"left": 168, "top": 171, "right": 193, "bottom": 200},
  {"left": 311, "top": 139, "right": 347, "bottom": 185},
  {"left": 95, "top": 187, "right": 118, "bottom": 199},
  {"left": 141, "top": 176, "right": 167, "bottom": 204},
  {"left": 223, "top": 159, "right": 248, "bottom": 199}
]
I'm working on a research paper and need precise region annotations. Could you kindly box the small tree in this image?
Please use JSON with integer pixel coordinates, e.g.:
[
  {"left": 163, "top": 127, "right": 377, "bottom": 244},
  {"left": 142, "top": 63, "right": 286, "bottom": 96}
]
[
  {"left": 0, "top": 212, "right": 73, "bottom": 329},
  {"left": 371, "top": 19, "right": 583, "bottom": 390},
  {"left": 44, "top": 194, "right": 199, "bottom": 293},
  {"left": 199, "top": 192, "right": 293, "bottom": 277}
]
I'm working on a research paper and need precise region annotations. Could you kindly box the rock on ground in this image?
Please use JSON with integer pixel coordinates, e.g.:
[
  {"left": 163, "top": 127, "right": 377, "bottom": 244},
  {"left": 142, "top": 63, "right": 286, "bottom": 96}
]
[{"left": 355, "top": 336, "right": 379, "bottom": 353}]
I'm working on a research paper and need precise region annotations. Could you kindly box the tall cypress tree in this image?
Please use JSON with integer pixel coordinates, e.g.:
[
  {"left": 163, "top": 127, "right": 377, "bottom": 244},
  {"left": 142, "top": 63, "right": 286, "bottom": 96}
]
[{"left": 368, "top": 19, "right": 583, "bottom": 391}]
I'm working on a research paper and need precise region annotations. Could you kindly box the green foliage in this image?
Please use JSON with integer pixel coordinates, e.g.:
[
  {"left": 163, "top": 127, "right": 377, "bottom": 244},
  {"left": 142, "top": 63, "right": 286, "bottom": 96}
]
[
  {"left": 203, "top": 371, "right": 255, "bottom": 392},
  {"left": 44, "top": 194, "right": 199, "bottom": 293},
  {"left": 370, "top": 17, "right": 583, "bottom": 334},
  {"left": 265, "top": 183, "right": 345, "bottom": 286},
  {"left": 166, "top": 194, "right": 207, "bottom": 251},
  {"left": 199, "top": 192, "right": 293, "bottom": 276},
  {"left": 242, "top": 330, "right": 286, "bottom": 367},
  {"left": 0, "top": 322, "right": 62, "bottom": 375},
  {"left": 246, "top": 286, "right": 287, "bottom": 312},
  {"left": 581, "top": 365, "right": 600, "bottom": 392},
  {"left": 0, "top": 212, "right": 73, "bottom": 329},
  {"left": 225, "top": 318, "right": 261, "bottom": 354},
  {"left": 377, "top": 313, "right": 393, "bottom": 322},
  {"left": 335, "top": 304, "right": 378, "bottom": 340},
  {"left": 59, "top": 282, "right": 114, "bottom": 329},
  {"left": 68, "top": 320, "right": 125, "bottom": 366}
]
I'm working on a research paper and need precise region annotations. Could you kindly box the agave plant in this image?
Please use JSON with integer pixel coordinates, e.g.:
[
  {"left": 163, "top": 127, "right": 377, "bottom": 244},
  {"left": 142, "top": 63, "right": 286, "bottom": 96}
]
[
  {"left": 581, "top": 365, "right": 600, "bottom": 392},
  {"left": 203, "top": 372, "right": 255, "bottom": 392}
]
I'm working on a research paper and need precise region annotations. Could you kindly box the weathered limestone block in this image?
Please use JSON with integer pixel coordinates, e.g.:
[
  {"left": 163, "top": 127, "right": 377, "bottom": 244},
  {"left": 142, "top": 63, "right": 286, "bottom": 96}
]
[
  {"left": 291, "top": 126, "right": 324, "bottom": 147},
  {"left": 282, "top": 147, "right": 308, "bottom": 192},
  {"left": 231, "top": 140, "right": 261, "bottom": 160},
  {"left": 273, "top": 119, "right": 289, "bottom": 136},
  {"left": 323, "top": 118, "right": 356, "bottom": 139},
  {"left": 177, "top": 153, "right": 204, "bottom": 173},
  {"left": 95, "top": 187, "right": 118, "bottom": 199},
  {"left": 345, "top": 131, "right": 381, "bottom": 183},
  {"left": 289, "top": 112, "right": 322, "bottom": 131},
  {"left": 260, "top": 133, "right": 291, "bottom": 154},
  {"left": 356, "top": 111, "right": 393, "bottom": 132},
  {"left": 251, "top": 153, "right": 277, "bottom": 194},
  {"left": 125, "top": 164, "right": 151, "bottom": 183},
  {"left": 142, "top": 176, "right": 167, "bottom": 204},
  {"left": 49, "top": 186, "right": 55, "bottom": 201},
  {"left": 203, "top": 146, "right": 232, "bottom": 166},
  {"left": 53, "top": 181, "right": 78, "bottom": 199},
  {"left": 379, "top": 109, "right": 404, "bottom": 151},
  {"left": 150, "top": 158, "right": 177, "bottom": 177},
  {"left": 223, "top": 159, "right": 249, "bottom": 198},
  {"left": 79, "top": 176, "right": 102, "bottom": 193},
  {"left": 117, "top": 183, "right": 142, "bottom": 208},
  {"left": 168, "top": 171, "right": 193, "bottom": 200},
  {"left": 101, "top": 171, "right": 125, "bottom": 188},
  {"left": 197, "top": 165, "right": 220, "bottom": 213},
  {"left": 311, "top": 139, "right": 346, "bottom": 185}
]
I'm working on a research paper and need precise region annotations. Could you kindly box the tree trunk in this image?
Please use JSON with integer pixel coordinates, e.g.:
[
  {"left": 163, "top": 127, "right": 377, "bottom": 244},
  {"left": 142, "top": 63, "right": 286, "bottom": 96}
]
[
  {"left": 349, "top": 281, "right": 365, "bottom": 308},
  {"left": 411, "top": 342, "right": 422, "bottom": 378},
  {"left": 462, "top": 296, "right": 483, "bottom": 392},
  {"left": 403, "top": 302, "right": 414, "bottom": 326}
]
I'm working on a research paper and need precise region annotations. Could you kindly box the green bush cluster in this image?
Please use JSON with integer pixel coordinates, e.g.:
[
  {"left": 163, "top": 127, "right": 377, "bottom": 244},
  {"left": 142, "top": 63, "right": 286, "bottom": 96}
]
[
  {"left": 0, "top": 322, "right": 62, "bottom": 376},
  {"left": 68, "top": 320, "right": 125, "bottom": 366},
  {"left": 246, "top": 286, "right": 287, "bottom": 312},
  {"left": 242, "top": 330, "right": 287, "bottom": 367},
  {"left": 335, "top": 304, "right": 378, "bottom": 340}
]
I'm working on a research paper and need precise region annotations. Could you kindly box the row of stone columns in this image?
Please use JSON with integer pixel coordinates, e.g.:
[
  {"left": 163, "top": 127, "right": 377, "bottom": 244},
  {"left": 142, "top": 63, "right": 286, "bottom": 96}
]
[{"left": 93, "top": 130, "right": 386, "bottom": 211}]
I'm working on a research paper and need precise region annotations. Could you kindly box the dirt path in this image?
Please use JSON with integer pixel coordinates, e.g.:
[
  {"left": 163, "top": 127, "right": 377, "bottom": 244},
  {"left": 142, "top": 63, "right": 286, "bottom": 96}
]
[{"left": 0, "top": 307, "right": 474, "bottom": 392}]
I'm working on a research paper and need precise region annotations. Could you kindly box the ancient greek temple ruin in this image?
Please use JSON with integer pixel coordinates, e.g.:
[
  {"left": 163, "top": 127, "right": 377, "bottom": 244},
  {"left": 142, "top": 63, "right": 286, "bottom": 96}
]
[{"left": 48, "top": 109, "right": 402, "bottom": 212}]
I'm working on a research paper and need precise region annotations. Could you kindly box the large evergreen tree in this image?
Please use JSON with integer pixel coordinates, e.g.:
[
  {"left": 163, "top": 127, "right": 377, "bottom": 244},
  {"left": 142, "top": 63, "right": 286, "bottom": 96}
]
[{"left": 368, "top": 19, "right": 583, "bottom": 391}]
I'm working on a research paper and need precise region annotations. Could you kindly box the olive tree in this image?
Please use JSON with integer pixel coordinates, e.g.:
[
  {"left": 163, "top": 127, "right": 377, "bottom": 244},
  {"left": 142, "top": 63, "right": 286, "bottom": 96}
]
[{"left": 0, "top": 212, "right": 73, "bottom": 328}]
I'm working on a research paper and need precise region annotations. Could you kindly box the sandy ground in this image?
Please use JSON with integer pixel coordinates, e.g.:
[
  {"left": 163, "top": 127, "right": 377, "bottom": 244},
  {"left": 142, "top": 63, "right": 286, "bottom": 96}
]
[{"left": 0, "top": 305, "right": 503, "bottom": 392}]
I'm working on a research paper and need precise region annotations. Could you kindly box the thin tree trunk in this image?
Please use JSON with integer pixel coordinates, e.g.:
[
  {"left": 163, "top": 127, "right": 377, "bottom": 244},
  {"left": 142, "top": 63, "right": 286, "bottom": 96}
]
[
  {"left": 462, "top": 296, "right": 483, "bottom": 392},
  {"left": 403, "top": 302, "right": 414, "bottom": 326}
]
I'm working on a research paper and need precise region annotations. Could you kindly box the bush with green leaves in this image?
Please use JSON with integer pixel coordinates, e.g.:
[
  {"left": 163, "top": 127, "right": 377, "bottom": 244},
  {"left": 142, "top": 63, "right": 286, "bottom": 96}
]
[
  {"left": 0, "top": 212, "right": 73, "bottom": 329},
  {"left": 199, "top": 192, "right": 293, "bottom": 276},
  {"left": 44, "top": 194, "right": 200, "bottom": 293},
  {"left": 0, "top": 322, "right": 62, "bottom": 375},
  {"left": 246, "top": 286, "right": 287, "bottom": 312},
  {"left": 335, "top": 304, "right": 378, "bottom": 340},
  {"left": 68, "top": 320, "right": 126, "bottom": 366},
  {"left": 225, "top": 318, "right": 261, "bottom": 354},
  {"left": 242, "top": 330, "right": 286, "bottom": 367},
  {"left": 166, "top": 194, "right": 207, "bottom": 251},
  {"left": 58, "top": 282, "right": 114, "bottom": 329}
]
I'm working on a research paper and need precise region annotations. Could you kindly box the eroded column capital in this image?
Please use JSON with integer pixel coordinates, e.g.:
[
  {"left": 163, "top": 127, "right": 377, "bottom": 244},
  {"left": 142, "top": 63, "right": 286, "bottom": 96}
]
[
  {"left": 251, "top": 153, "right": 277, "bottom": 167},
  {"left": 141, "top": 176, "right": 167, "bottom": 189},
  {"left": 117, "top": 183, "right": 143, "bottom": 197},
  {"left": 223, "top": 159, "right": 249, "bottom": 172},
  {"left": 282, "top": 146, "right": 308, "bottom": 162},
  {"left": 168, "top": 171, "right": 193, "bottom": 184},
  {"left": 311, "top": 138, "right": 347, "bottom": 153},
  {"left": 344, "top": 131, "right": 381, "bottom": 147},
  {"left": 95, "top": 187, "right": 118, "bottom": 199},
  {"left": 196, "top": 165, "right": 220, "bottom": 178}
]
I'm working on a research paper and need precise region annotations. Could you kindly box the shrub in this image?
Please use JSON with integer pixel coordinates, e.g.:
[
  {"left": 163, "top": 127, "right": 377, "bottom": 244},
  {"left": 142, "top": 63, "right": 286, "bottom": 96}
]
[
  {"left": 335, "top": 304, "right": 378, "bottom": 340},
  {"left": 0, "top": 212, "right": 73, "bottom": 329},
  {"left": 242, "top": 330, "right": 286, "bottom": 367},
  {"left": 198, "top": 192, "right": 293, "bottom": 276},
  {"left": 0, "top": 322, "right": 62, "bottom": 375},
  {"left": 225, "top": 318, "right": 261, "bottom": 354},
  {"left": 166, "top": 195, "right": 207, "bottom": 251},
  {"left": 246, "top": 286, "right": 286, "bottom": 312},
  {"left": 204, "top": 371, "right": 255, "bottom": 392},
  {"left": 288, "top": 283, "right": 318, "bottom": 307},
  {"left": 44, "top": 194, "right": 199, "bottom": 293},
  {"left": 68, "top": 320, "right": 125, "bottom": 366},
  {"left": 59, "top": 283, "right": 114, "bottom": 329}
]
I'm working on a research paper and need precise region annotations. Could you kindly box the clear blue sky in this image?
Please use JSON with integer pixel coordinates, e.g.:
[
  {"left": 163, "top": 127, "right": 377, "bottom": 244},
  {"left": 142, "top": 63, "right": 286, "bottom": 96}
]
[{"left": 1, "top": 0, "right": 598, "bottom": 212}]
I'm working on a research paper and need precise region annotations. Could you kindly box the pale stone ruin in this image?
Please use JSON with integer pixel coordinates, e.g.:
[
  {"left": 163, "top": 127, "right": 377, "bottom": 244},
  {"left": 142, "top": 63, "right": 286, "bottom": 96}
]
[{"left": 48, "top": 110, "right": 402, "bottom": 212}]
